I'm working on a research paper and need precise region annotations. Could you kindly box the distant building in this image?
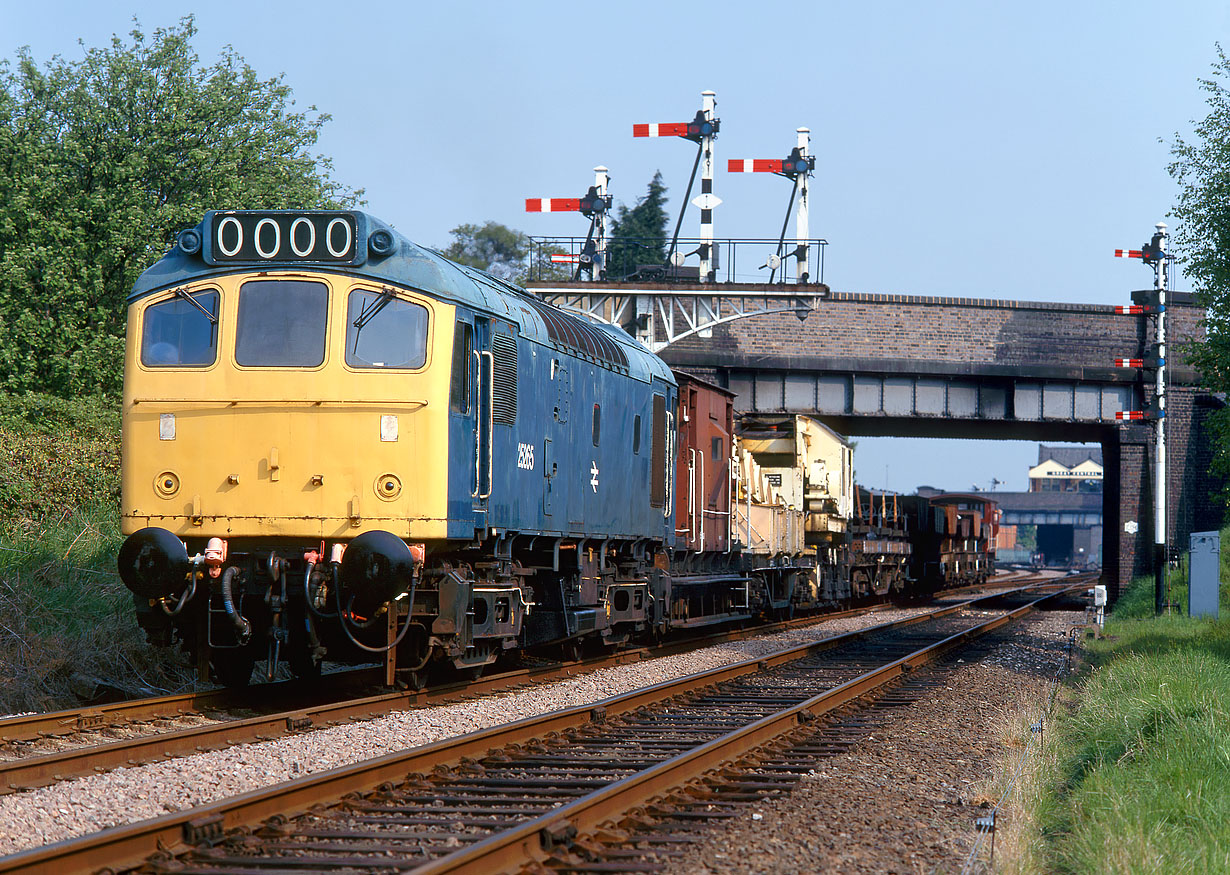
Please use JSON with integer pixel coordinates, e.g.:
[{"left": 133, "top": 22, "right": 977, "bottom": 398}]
[
  {"left": 987, "top": 444, "right": 1103, "bottom": 568},
  {"left": 1028, "top": 445, "right": 1102, "bottom": 493}
]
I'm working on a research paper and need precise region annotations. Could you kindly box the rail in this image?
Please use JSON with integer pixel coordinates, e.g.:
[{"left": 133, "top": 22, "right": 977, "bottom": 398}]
[
  {"left": 0, "top": 574, "right": 1053, "bottom": 789},
  {"left": 0, "top": 583, "right": 1077, "bottom": 874}
]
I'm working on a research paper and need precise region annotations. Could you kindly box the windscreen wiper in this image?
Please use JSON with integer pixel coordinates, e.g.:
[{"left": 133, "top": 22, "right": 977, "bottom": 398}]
[
  {"left": 353, "top": 287, "right": 395, "bottom": 330},
  {"left": 174, "top": 287, "right": 217, "bottom": 323}
]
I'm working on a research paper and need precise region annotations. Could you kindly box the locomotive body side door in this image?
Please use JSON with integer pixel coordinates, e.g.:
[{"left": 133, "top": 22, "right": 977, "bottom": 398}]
[{"left": 447, "top": 309, "right": 488, "bottom": 539}]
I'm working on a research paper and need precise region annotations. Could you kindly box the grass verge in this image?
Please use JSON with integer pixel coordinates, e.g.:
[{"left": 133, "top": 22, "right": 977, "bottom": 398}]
[
  {"left": 997, "top": 565, "right": 1230, "bottom": 873},
  {"left": 0, "top": 393, "right": 193, "bottom": 713}
]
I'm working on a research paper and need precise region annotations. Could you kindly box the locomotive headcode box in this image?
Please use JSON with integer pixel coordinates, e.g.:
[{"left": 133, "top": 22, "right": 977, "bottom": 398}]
[{"left": 202, "top": 211, "right": 365, "bottom": 265}]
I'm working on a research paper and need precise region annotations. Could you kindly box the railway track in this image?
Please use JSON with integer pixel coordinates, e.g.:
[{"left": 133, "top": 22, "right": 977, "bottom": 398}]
[
  {"left": 0, "top": 574, "right": 1056, "bottom": 797},
  {"left": 0, "top": 579, "right": 1086, "bottom": 874},
  {"left": 0, "top": 571, "right": 1046, "bottom": 747},
  {"left": 0, "top": 575, "right": 1052, "bottom": 795}
]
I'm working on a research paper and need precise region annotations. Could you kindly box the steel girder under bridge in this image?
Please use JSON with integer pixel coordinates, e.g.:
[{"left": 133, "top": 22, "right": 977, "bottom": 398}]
[
  {"left": 715, "top": 360, "right": 1136, "bottom": 435},
  {"left": 527, "top": 282, "right": 827, "bottom": 354}
]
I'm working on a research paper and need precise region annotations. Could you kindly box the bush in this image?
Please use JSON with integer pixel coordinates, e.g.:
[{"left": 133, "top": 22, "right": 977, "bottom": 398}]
[
  {"left": 0, "top": 393, "right": 193, "bottom": 712},
  {"left": 0, "top": 393, "right": 121, "bottom": 526}
]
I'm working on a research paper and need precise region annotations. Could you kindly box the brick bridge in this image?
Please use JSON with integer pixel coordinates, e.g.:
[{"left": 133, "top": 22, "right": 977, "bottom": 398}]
[{"left": 532, "top": 281, "right": 1223, "bottom": 598}]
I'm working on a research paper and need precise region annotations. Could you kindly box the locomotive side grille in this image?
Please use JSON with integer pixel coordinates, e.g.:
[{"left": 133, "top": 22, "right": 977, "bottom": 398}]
[
  {"left": 520, "top": 296, "right": 629, "bottom": 370},
  {"left": 491, "top": 333, "right": 518, "bottom": 425}
]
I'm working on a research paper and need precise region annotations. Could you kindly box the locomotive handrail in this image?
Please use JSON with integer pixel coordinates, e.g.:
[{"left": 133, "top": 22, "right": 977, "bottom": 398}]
[
  {"left": 664, "top": 411, "right": 674, "bottom": 518},
  {"left": 481, "top": 350, "right": 494, "bottom": 500},
  {"left": 130, "top": 398, "right": 429, "bottom": 408},
  {"left": 472, "top": 350, "right": 482, "bottom": 500}
]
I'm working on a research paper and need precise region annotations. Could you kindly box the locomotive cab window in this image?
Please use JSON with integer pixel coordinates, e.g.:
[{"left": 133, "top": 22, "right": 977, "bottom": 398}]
[
  {"left": 450, "top": 322, "right": 473, "bottom": 413},
  {"left": 235, "top": 280, "right": 328, "bottom": 367},
  {"left": 141, "top": 289, "right": 219, "bottom": 367},
  {"left": 346, "top": 288, "right": 429, "bottom": 369}
]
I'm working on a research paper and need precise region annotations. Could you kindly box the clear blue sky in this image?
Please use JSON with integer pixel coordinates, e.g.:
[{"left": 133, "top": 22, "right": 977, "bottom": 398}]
[{"left": 3, "top": 1, "right": 1225, "bottom": 492}]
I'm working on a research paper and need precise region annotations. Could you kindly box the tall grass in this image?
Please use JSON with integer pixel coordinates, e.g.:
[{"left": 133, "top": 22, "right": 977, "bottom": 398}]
[
  {"left": 0, "top": 504, "right": 194, "bottom": 713},
  {"left": 0, "top": 393, "right": 193, "bottom": 713},
  {"left": 1001, "top": 569, "right": 1230, "bottom": 873}
]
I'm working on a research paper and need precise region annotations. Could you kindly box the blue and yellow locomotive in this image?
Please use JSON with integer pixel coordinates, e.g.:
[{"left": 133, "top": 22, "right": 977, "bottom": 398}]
[
  {"left": 117, "top": 210, "right": 996, "bottom": 686},
  {"left": 119, "top": 210, "right": 677, "bottom": 685}
]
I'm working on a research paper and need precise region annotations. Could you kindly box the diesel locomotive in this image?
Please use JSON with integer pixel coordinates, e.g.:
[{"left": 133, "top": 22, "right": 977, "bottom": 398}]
[{"left": 117, "top": 210, "right": 996, "bottom": 687}]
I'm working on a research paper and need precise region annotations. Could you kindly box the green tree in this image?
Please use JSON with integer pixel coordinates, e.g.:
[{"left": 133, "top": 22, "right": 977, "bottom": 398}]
[
  {"left": 606, "top": 171, "right": 669, "bottom": 279},
  {"left": 1168, "top": 45, "right": 1230, "bottom": 497},
  {"left": 0, "top": 16, "right": 361, "bottom": 397},
  {"left": 440, "top": 221, "right": 576, "bottom": 285},
  {"left": 441, "top": 221, "right": 530, "bottom": 281}
]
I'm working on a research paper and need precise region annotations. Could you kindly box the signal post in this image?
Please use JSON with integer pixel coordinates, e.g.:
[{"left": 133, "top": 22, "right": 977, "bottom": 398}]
[{"left": 1114, "top": 223, "right": 1170, "bottom": 614}]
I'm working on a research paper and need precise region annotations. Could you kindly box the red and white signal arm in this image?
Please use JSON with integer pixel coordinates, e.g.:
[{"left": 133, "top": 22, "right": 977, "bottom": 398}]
[
  {"left": 633, "top": 122, "right": 691, "bottom": 138},
  {"left": 525, "top": 198, "right": 583, "bottom": 213},
  {"left": 728, "top": 159, "right": 785, "bottom": 173}
]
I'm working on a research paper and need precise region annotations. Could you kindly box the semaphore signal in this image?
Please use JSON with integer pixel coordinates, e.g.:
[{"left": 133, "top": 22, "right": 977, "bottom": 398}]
[
  {"left": 633, "top": 91, "right": 720, "bottom": 282},
  {"left": 524, "top": 167, "right": 612, "bottom": 281},
  {"left": 727, "top": 129, "right": 817, "bottom": 283},
  {"left": 1112, "top": 223, "right": 1171, "bottom": 614}
]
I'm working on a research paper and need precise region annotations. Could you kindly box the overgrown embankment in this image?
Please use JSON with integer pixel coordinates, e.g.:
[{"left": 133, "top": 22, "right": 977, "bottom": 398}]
[
  {"left": 0, "top": 393, "right": 191, "bottom": 713},
  {"left": 1002, "top": 559, "right": 1230, "bottom": 873}
]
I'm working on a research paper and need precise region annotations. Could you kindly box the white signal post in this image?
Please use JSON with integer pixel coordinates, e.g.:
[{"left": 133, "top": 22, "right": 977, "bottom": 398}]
[
  {"left": 634, "top": 90, "right": 721, "bottom": 282},
  {"left": 697, "top": 91, "right": 718, "bottom": 283},
  {"left": 593, "top": 165, "right": 610, "bottom": 281},
  {"left": 1154, "top": 222, "right": 1169, "bottom": 615},
  {"left": 525, "top": 167, "right": 613, "bottom": 282},
  {"left": 795, "top": 127, "right": 810, "bottom": 283},
  {"left": 1113, "top": 223, "right": 1170, "bottom": 614}
]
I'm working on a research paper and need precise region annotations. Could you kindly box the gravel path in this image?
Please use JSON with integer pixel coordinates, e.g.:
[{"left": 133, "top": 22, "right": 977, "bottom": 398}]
[
  {"left": 0, "top": 603, "right": 949, "bottom": 856},
  {"left": 661, "top": 610, "right": 1083, "bottom": 874}
]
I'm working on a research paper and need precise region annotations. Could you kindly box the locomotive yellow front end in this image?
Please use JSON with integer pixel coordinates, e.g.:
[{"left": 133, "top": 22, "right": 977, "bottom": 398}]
[
  {"left": 118, "top": 211, "right": 457, "bottom": 683},
  {"left": 121, "top": 272, "right": 451, "bottom": 541}
]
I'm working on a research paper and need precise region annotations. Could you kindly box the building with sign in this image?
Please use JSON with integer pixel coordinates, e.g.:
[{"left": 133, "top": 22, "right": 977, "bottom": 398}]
[{"left": 1027, "top": 446, "right": 1103, "bottom": 493}]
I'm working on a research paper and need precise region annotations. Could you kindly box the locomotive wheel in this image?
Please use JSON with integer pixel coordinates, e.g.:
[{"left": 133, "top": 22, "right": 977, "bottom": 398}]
[
  {"left": 559, "top": 639, "right": 583, "bottom": 663},
  {"left": 288, "top": 648, "right": 322, "bottom": 681},
  {"left": 288, "top": 614, "right": 323, "bottom": 680},
  {"left": 210, "top": 650, "right": 256, "bottom": 688},
  {"left": 403, "top": 668, "right": 429, "bottom": 692}
]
